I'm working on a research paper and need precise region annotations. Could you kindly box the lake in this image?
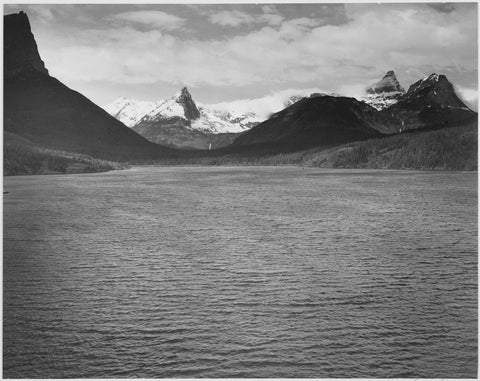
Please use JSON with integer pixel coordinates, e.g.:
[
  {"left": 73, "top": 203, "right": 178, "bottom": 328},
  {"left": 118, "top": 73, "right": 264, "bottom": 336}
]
[{"left": 3, "top": 166, "right": 477, "bottom": 378}]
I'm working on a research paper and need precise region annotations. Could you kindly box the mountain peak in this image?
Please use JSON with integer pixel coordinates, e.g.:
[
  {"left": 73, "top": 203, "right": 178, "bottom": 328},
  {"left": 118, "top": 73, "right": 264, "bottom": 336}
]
[
  {"left": 366, "top": 70, "right": 405, "bottom": 94},
  {"left": 401, "top": 73, "right": 470, "bottom": 110},
  {"left": 425, "top": 73, "right": 440, "bottom": 82},
  {"left": 4, "top": 11, "right": 49, "bottom": 78},
  {"left": 175, "top": 86, "right": 200, "bottom": 120}
]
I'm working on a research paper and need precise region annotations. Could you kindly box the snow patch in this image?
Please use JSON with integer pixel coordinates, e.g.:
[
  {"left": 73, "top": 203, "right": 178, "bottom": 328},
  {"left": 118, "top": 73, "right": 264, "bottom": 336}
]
[
  {"left": 203, "top": 88, "right": 330, "bottom": 121},
  {"left": 103, "top": 97, "right": 159, "bottom": 127}
]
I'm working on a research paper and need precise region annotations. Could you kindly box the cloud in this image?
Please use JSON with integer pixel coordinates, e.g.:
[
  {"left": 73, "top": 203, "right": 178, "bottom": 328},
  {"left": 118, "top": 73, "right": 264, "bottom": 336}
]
[
  {"left": 111, "top": 11, "right": 185, "bottom": 30},
  {"left": 205, "top": 88, "right": 330, "bottom": 119},
  {"left": 208, "top": 10, "right": 255, "bottom": 27},
  {"left": 455, "top": 86, "right": 478, "bottom": 110},
  {"left": 33, "top": 3, "right": 477, "bottom": 102},
  {"left": 427, "top": 3, "right": 457, "bottom": 14},
  {"left": 208, "top": 10, "right": 284, "bottom": 27}
]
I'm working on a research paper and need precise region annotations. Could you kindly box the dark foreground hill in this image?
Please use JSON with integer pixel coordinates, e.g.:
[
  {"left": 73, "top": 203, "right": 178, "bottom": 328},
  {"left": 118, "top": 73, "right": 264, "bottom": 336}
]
[{"left": 4, "top": 12, "right": 172, "bottom": 163}]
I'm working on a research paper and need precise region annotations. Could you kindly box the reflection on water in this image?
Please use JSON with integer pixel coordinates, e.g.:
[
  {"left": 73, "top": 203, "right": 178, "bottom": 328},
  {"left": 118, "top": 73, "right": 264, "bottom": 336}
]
[{"left": 3, "top": 167, "right": 478, "bottom": 378}]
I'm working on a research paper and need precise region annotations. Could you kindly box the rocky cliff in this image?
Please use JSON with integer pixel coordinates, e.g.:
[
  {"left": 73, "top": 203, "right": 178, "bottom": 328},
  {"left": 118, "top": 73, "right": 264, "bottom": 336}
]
[{"left": 4, "top": 11, "right": 48, "bottom": 78}]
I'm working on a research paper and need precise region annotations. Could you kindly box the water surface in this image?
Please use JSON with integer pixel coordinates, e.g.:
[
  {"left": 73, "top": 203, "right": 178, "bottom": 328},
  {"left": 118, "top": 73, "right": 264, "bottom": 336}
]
[{"left": 3, "top": 167, "right": 477, "bottom": 378}]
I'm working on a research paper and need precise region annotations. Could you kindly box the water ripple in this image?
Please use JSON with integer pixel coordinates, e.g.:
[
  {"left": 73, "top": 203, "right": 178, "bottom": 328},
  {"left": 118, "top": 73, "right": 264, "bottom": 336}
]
[{"left": 3, "top": 167, "right": 477, "bottom": 378}]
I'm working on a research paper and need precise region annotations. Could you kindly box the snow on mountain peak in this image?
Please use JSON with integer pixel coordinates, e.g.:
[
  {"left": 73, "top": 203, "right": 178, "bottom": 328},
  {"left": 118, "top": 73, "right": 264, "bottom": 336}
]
[
  {"left": 422, "top": 73, "right": 440, "bottom": 82},
  {"left": 203, "top": 88, "right": 331, "bottom": 121},
  {"left": 103, "top": 97, "right": 159, "bottom": 127},
  {"left": 104, "top": 87, "right": 333, "bottom": 134}
]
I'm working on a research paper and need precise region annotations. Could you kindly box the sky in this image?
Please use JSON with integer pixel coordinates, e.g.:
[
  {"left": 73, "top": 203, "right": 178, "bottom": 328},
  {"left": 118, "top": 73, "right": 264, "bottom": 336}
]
[{"left": 3, "top": 2, "right": 478, "bottom": 109}]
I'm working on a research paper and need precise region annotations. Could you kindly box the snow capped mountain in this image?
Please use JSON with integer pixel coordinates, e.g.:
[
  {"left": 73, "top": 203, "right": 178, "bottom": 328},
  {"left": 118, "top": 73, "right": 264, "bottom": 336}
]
[
  {"left": 361, "top": 70, "right": 406, "bottom": 110},
  {"left": 101, "top": 71, "right": 475, "bottom": 150},
  {"left": 399, "top": 73, "right": 472, "bottom": 110},
  {"left": 141, "top": 91, "right": 190, "bottom": 122},
  {"left": 104, "top": 87, "right": 329, "bottom": 134},
  {"left": 103, "top": 97, "right": 159, "bottom": 127},
  {"left": 362, "top": 91, "right": 405, "bottom": 110},
  {"left": 192, "top": 108, "right": 253, "bottom": 134}
]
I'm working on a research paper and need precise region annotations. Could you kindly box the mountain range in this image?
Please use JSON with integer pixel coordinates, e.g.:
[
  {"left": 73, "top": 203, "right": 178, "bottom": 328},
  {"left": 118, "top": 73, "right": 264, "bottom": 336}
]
[
  {"left": 232, "top": 72, "right": 475, "bottom": 150},
  {"left": 105, "top": 69, "right": 475, "bottom": 151},
  {"left": 4, "top": 11, "right": 478, "bottom": 174},
  {"left": 103, "top": 87, "right": 330, "bottom": 149}
]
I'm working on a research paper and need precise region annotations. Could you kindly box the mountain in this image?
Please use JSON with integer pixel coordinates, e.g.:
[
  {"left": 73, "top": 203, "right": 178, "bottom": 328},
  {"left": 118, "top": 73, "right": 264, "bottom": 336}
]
[
  {"left": 4, "top": 11, "right": 167, "bottom": 162},
  {"left": 231, "top": 73, "right": 476, "bottom": 150},
  {"left": 105, "top": 87, "right": 255, "bottom": 135},
  {"left": 232, "top": 94, "right": 383, "bottom": 149},
  {"left": 4, "top": 11, "right": 48, "bottom": 77},
  {"left": 128, "top": 87, "right": 247, "bottom": 149},
  {"left": 367, "top": 70, "right": 405, "bottom": 94},
  {"left": 362, "top": 70, "right": 406, "bottom": 110},
  {"left": 105, "top": 88, "right": 331, "bottom": 149},
  {"left": 103, "top": 97, "right": 159, "bottom": 127},
  {"left": 397, "top": 73, "right": 470, "bottom": 109},
  {"left": 381, "top": 73, "right": 477, "bottom": 133}
]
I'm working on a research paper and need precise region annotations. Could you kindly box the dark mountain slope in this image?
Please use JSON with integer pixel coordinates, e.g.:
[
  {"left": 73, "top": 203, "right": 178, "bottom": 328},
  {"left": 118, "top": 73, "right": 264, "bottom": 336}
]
[
  {"left": 299, "top": 121, "right": 477, "bottom": 170},
  {"left": 232, "top": 95, "right": 386, "bottom": 149},
  {"left": 132, "top": 119, "right": 238, "bottom": 149},
  {"left": 4, "top": 72, "right": 168, "bottom": 159},
  {"left": 4, "top": 12, "right": 170, "bottom": 161}
]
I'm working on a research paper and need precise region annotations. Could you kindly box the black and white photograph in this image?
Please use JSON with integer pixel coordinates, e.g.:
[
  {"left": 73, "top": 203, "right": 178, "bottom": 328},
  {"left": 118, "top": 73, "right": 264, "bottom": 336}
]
[{"left": 2, "top": 1, "right": 478, "bottom": 378}]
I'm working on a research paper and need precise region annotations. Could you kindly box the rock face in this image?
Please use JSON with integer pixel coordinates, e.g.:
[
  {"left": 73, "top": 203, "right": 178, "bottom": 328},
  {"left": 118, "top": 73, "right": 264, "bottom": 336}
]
[
  {"left": 4, "top": 12, "right": 167, "bottom": 160},
  {"left": 176, "top": 87, "right": 200, "bottom": 120},
  {"left": 366, "top": 70, "right": 405, "bottom": 94},
  {"left": 4, "top": 11, "right": 48, "bottom": 77}
]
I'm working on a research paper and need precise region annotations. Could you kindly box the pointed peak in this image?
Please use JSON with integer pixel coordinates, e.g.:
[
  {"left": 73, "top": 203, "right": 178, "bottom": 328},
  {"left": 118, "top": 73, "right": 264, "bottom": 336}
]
[
  {"left": 4, "top": 11, "right": 49, "bottom": 77},
  {"left": 411, "top": 73, "right": 451, "bottom": 92},
  {"left": 367, "top": 70, "right": 405, "bottom": 94},
  {"left": 174, "top": 86, "right": 200, "bottom": 120},
  {"left": 403, "top": 73, "right": 469, "bottom": 109},
  {"left": 174, "top": 86, "right": 193, "bottom": 101},
  {"left": 422, "top": 73, "right": 440, "bottom": 82}
]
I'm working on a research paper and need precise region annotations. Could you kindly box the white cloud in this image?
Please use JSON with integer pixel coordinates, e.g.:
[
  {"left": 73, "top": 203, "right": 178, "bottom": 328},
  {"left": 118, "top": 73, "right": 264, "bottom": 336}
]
[
  {"left": 205, "top": 88, "right": 330, "bottom": 120},
  {"left": 111, "top": 11, "right": 185, "bottom": 31},
  {"left": 455, "top": 86, "right": 478, "bottom": 110},
  {"left": 208, "top": 10, "right": 255, "bottom": 27},
  {"left": 208, "top": 10, "right": 284, "bottom": 27},
  {"left": 36, "top": 3, "right": 477, "bottom": 102}
]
